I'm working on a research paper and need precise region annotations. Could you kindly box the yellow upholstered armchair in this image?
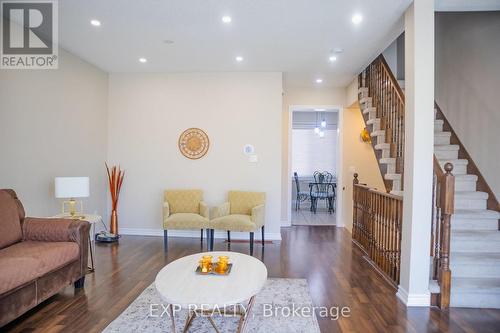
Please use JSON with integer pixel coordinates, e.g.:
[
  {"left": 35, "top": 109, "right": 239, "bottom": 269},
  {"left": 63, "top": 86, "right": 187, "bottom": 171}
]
[
  {"left": 163, "top": 189, "right": 210, "bottom": 251},
  {"left": 211, "top": 191, "right": 266, "bottom": 255}
]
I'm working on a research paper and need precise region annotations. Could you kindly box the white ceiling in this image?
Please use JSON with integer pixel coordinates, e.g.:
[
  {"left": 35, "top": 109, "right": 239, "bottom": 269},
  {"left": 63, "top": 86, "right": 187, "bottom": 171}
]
[{"left": 58, "top": 0, "right": 412, "bottom": 87}]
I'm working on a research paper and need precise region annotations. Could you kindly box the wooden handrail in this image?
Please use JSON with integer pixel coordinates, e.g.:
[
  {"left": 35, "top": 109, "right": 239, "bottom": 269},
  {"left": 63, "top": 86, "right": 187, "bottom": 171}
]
[
  {"left": 379, "top": 55, "right": 405, "bottom": 103},
  {"left": 358, "top": 55, "right": 406, "bottom": 192},
  {"left": 352, "top": 173, "right": 403, "bottom": 286}
]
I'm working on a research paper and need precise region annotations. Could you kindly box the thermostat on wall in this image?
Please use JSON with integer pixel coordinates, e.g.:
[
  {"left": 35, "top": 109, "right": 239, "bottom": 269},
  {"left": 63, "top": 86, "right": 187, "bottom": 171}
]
[{"left": 243, "top": 144, "right": 255, "bottom": 155}]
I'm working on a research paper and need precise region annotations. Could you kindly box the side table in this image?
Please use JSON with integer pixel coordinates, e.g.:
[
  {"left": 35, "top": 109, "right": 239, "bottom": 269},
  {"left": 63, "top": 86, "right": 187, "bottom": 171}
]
[{"left": 52, "top": 213, "right": 103, "bottom": 273}]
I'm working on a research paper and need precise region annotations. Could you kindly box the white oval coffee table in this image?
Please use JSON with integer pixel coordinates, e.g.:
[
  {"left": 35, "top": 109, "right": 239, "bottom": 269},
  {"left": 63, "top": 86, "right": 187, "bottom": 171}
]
[{"left": 155, "top": 251, "right": 267, "bottom": 333}]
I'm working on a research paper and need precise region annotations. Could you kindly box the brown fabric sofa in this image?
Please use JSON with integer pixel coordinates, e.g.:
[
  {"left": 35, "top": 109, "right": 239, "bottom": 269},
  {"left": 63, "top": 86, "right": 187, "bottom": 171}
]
[{"left": 0, "top": 189, "right": 90, "bottom": 327}]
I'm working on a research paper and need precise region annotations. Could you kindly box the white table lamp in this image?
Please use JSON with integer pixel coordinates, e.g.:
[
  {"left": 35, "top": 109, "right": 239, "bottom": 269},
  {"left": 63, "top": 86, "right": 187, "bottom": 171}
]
[{"left": 55, "top": 177, "right": 89, "bottom": 217}]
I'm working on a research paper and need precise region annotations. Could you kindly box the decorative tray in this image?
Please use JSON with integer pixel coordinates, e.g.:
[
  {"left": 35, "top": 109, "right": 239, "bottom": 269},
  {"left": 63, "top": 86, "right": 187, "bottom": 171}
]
[{"left": 195, "top": 263, "right": 233, "bottom": 276}]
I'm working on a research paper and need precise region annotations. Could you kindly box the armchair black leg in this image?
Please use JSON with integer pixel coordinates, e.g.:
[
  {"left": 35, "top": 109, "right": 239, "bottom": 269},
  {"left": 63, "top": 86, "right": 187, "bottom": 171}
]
[
  {"left": 206, "top": 229, "right": 211, "bottom": 250},
  {"left": 163, "top": 230, "right": 168, "bottom": 252},
  {"left": 250, "top": 232, "right": 254, "bottom": 256},
  {"left": 201, "top": 229, "right": 204, "bottom": 241},
  {"left": 227, "top": 231, "right": 231, "bottom": 243},
  {"left": 261, "top": 226, "right": 265, "bottom": 246},
  {"left": 210, "top": 229, "right": 214, "bottom": 251},
  {"left": 74, "top": 276, "right": 85, "bottom": 289}
]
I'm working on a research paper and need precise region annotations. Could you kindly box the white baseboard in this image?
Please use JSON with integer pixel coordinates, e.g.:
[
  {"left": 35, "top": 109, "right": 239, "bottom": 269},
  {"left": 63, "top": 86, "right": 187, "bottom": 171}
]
[
  {"left": 120, "top": 228, "right": 282, "bottom": 241},
  {"left": 396, "top": 286, "right": 430, "bottom": 307}
]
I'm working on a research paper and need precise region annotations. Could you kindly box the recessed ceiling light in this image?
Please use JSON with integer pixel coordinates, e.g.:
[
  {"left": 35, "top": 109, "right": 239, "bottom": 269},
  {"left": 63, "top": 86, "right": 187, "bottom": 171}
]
[
  {"left": 163, "top": 39, "right": 174, "bottom": 44},
  {"left": 316, "top": 78, "right": 323, "bottom": 83},
  {"left": 90, "top": 19, "right": 101, "bottom": 27},
  {"left": 328, "top": 55, "right": 337, "bottom": 62},
  {"left": 352, "top": 14, "right": 363, "bottom": 25},
  {"left": 222, "top": 16, "right": 232, "bottom": 23},
  {"left": 138, "top": 57, "right": 147, "bottom": 63},
  {"left": 235, "top": 56, "right": 244, "bottom": 62},
  {"left": 333, "top": 47, "right": 344, "bottom": 54}
]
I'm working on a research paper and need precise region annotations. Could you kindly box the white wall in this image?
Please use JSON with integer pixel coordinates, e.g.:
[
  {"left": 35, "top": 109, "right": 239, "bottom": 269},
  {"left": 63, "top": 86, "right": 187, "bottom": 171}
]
[
  {"left": 435, "top": 11, "right": 500, "bottom": 198},
  {"left": 292, "top": 128, "right": 338, "bottom": 176},
  {"left": 0, "top": 49, "right": 108, "bottom": 217},
  {"left": 107, "top": 72, "right": 283, "bottom": 238},
  {"left": 342, "top": 79, "right": 386, "bottom": 232},
  {"left": 382, "top": 38, "right": 398, "bottom": 76}
]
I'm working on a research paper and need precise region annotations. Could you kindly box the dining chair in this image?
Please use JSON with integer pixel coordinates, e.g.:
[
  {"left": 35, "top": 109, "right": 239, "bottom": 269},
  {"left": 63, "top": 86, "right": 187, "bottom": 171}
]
[
  {"left": 293, "top": 172, "right": 310, "bottom": 210},
  {"left": 310, "top": 172, "right": 336, "bottom": 214}
]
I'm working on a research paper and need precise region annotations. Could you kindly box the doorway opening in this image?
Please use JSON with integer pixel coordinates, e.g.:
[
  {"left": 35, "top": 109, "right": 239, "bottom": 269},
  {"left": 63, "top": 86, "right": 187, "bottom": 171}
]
[{"left": 290, "top": 108, "right": 339, "bottom": 226}]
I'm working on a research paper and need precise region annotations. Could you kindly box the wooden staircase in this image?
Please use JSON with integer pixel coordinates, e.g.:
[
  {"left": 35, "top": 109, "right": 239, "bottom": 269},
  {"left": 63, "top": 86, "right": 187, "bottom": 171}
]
[
  {"left": 358, "top": 56, "right": 404, "bottom": 196},
  {"left": 354, "top": 54, "right": 500, "bottom": 309}
]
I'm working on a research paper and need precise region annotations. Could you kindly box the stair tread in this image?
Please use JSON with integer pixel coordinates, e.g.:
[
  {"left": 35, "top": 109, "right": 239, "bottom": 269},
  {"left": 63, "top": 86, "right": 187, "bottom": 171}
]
[
  {"left": 451, "top": 252, "right": 500, "bottom": 264},
  {"left": 454, "top": 174, "right": 478, "bottom": 181},
  {"left": 385, "top": 173, "right": 401, "bottom": 180},
  {"left": 455, "top": 191, "right": 489, "bottom": 199},
  {"left": 374, "top": 143, "right": 390, "bottom": 150},
  {"left": 452, "top": 277, "right": 500, "bottom": 292},
  {"left": 379, "top": 158, "right": 395, "bottom": 164},
  {"left": 438, "top": 158, "right": 469, "bottom": 165},
  {"left": 366, "top": 118, "right": 380, "bottom": 125},
  {"left": 452, "top": 230, "right": 500, "bottom": 240},
  {"left": 362, "top": 107, "right": 376, "bottom": 114},
  {"left": 454, "top": 209, "right": 500, "bottom": 219},
  {"left": 434, "top": 144, "right": 459, "bottom": 150},
  {"left": 370, "top": 130, "right": 385, "bottom": 136},
  {"left": 434, "top": 131, "right": 452, "bottom": 137},
  {"left": 390, "top": 190, "right": 403, "bottom": 196}
]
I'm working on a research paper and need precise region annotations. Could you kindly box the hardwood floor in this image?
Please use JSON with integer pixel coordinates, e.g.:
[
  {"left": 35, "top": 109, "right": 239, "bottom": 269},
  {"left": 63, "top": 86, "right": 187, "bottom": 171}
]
[{"left": 4, "top": 226, "right": 500, "bottom": 333}]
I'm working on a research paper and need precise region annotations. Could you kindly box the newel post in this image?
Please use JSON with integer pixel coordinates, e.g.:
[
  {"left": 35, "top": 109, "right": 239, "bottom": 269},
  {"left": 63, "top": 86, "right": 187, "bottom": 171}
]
[
  {"left": 439, "top": 162, "right": 455, "bottom": 309},
  {"left": 352, "top": 173, "right": 359, "bottom": 239}
]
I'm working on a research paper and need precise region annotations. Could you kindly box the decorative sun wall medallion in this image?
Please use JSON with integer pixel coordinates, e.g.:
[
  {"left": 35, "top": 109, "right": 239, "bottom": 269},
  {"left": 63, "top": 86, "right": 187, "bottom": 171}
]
[{"left": 178, "top": 128, "right": 210, "bottom": 159}]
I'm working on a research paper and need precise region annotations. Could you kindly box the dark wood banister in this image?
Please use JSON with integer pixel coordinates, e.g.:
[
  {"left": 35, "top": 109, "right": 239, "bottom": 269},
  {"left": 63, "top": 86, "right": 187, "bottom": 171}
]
[
  {"left": 431, "top": 157, "right": 455, "bottom": 309},
  {"left": 358, "top": 54, "right": 406, "bottom": 193},
  {"left": 352, "top": 173, "right": 403, "bottom": 286},
  {"left": 379, "top": 55, "right": 405, "bottom": 103},
  {"left": 435, "top": 102, "right": 500, "bottom": 223}
]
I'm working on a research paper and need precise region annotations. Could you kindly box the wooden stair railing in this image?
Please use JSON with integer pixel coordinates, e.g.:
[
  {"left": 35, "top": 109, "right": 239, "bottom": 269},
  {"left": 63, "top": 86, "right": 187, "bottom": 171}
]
[
  {"left": 352, "top": 173, "right": 403, "bottom": 286},
  {"left": 358, "top": 54, "right": 405, "bottom": 193},
  {"left": 431, "top": 159, "right": 455, "bottom": 309},
  {"left": 356, "top": 55, "right": 459, "bottom": 305}
]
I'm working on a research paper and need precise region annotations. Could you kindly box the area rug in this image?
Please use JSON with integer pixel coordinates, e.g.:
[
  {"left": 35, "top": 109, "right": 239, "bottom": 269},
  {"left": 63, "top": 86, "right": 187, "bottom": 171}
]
[{"left": 103, "top": 278, "right": 320, "bottom": 333}]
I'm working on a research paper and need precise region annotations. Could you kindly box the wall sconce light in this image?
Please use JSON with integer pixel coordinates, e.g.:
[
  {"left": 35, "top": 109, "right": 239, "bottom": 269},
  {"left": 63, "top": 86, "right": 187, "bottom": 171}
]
[{"left": 360, "top": 128, "right": 371, "bottom": 143}]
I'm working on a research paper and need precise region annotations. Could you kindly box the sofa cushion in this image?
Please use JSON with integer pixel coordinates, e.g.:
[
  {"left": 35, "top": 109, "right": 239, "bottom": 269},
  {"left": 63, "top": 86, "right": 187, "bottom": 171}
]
[
  {"left": 164, "top": 213, "right": 209, "bottom": 230},
  {"left": 0, "top": 191, "right": 23, "bottom": 249},
  {"left": 228, "top": 191, "right": 266, "bottom": 215},
  {"left": 164, "top": 190, "right": 203, "bottom": 214},
  {"left": 0, "top": 241, "right": 79, "bottom": 295},
  {"left": 211, "top": 214, "right": 256, "bottom": 232}
]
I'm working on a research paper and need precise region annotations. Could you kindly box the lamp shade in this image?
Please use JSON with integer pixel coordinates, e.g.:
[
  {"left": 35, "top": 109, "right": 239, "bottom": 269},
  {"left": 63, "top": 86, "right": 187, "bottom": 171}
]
[{"left": 55, "top": 177, "right": 90, "bottom": 198}]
